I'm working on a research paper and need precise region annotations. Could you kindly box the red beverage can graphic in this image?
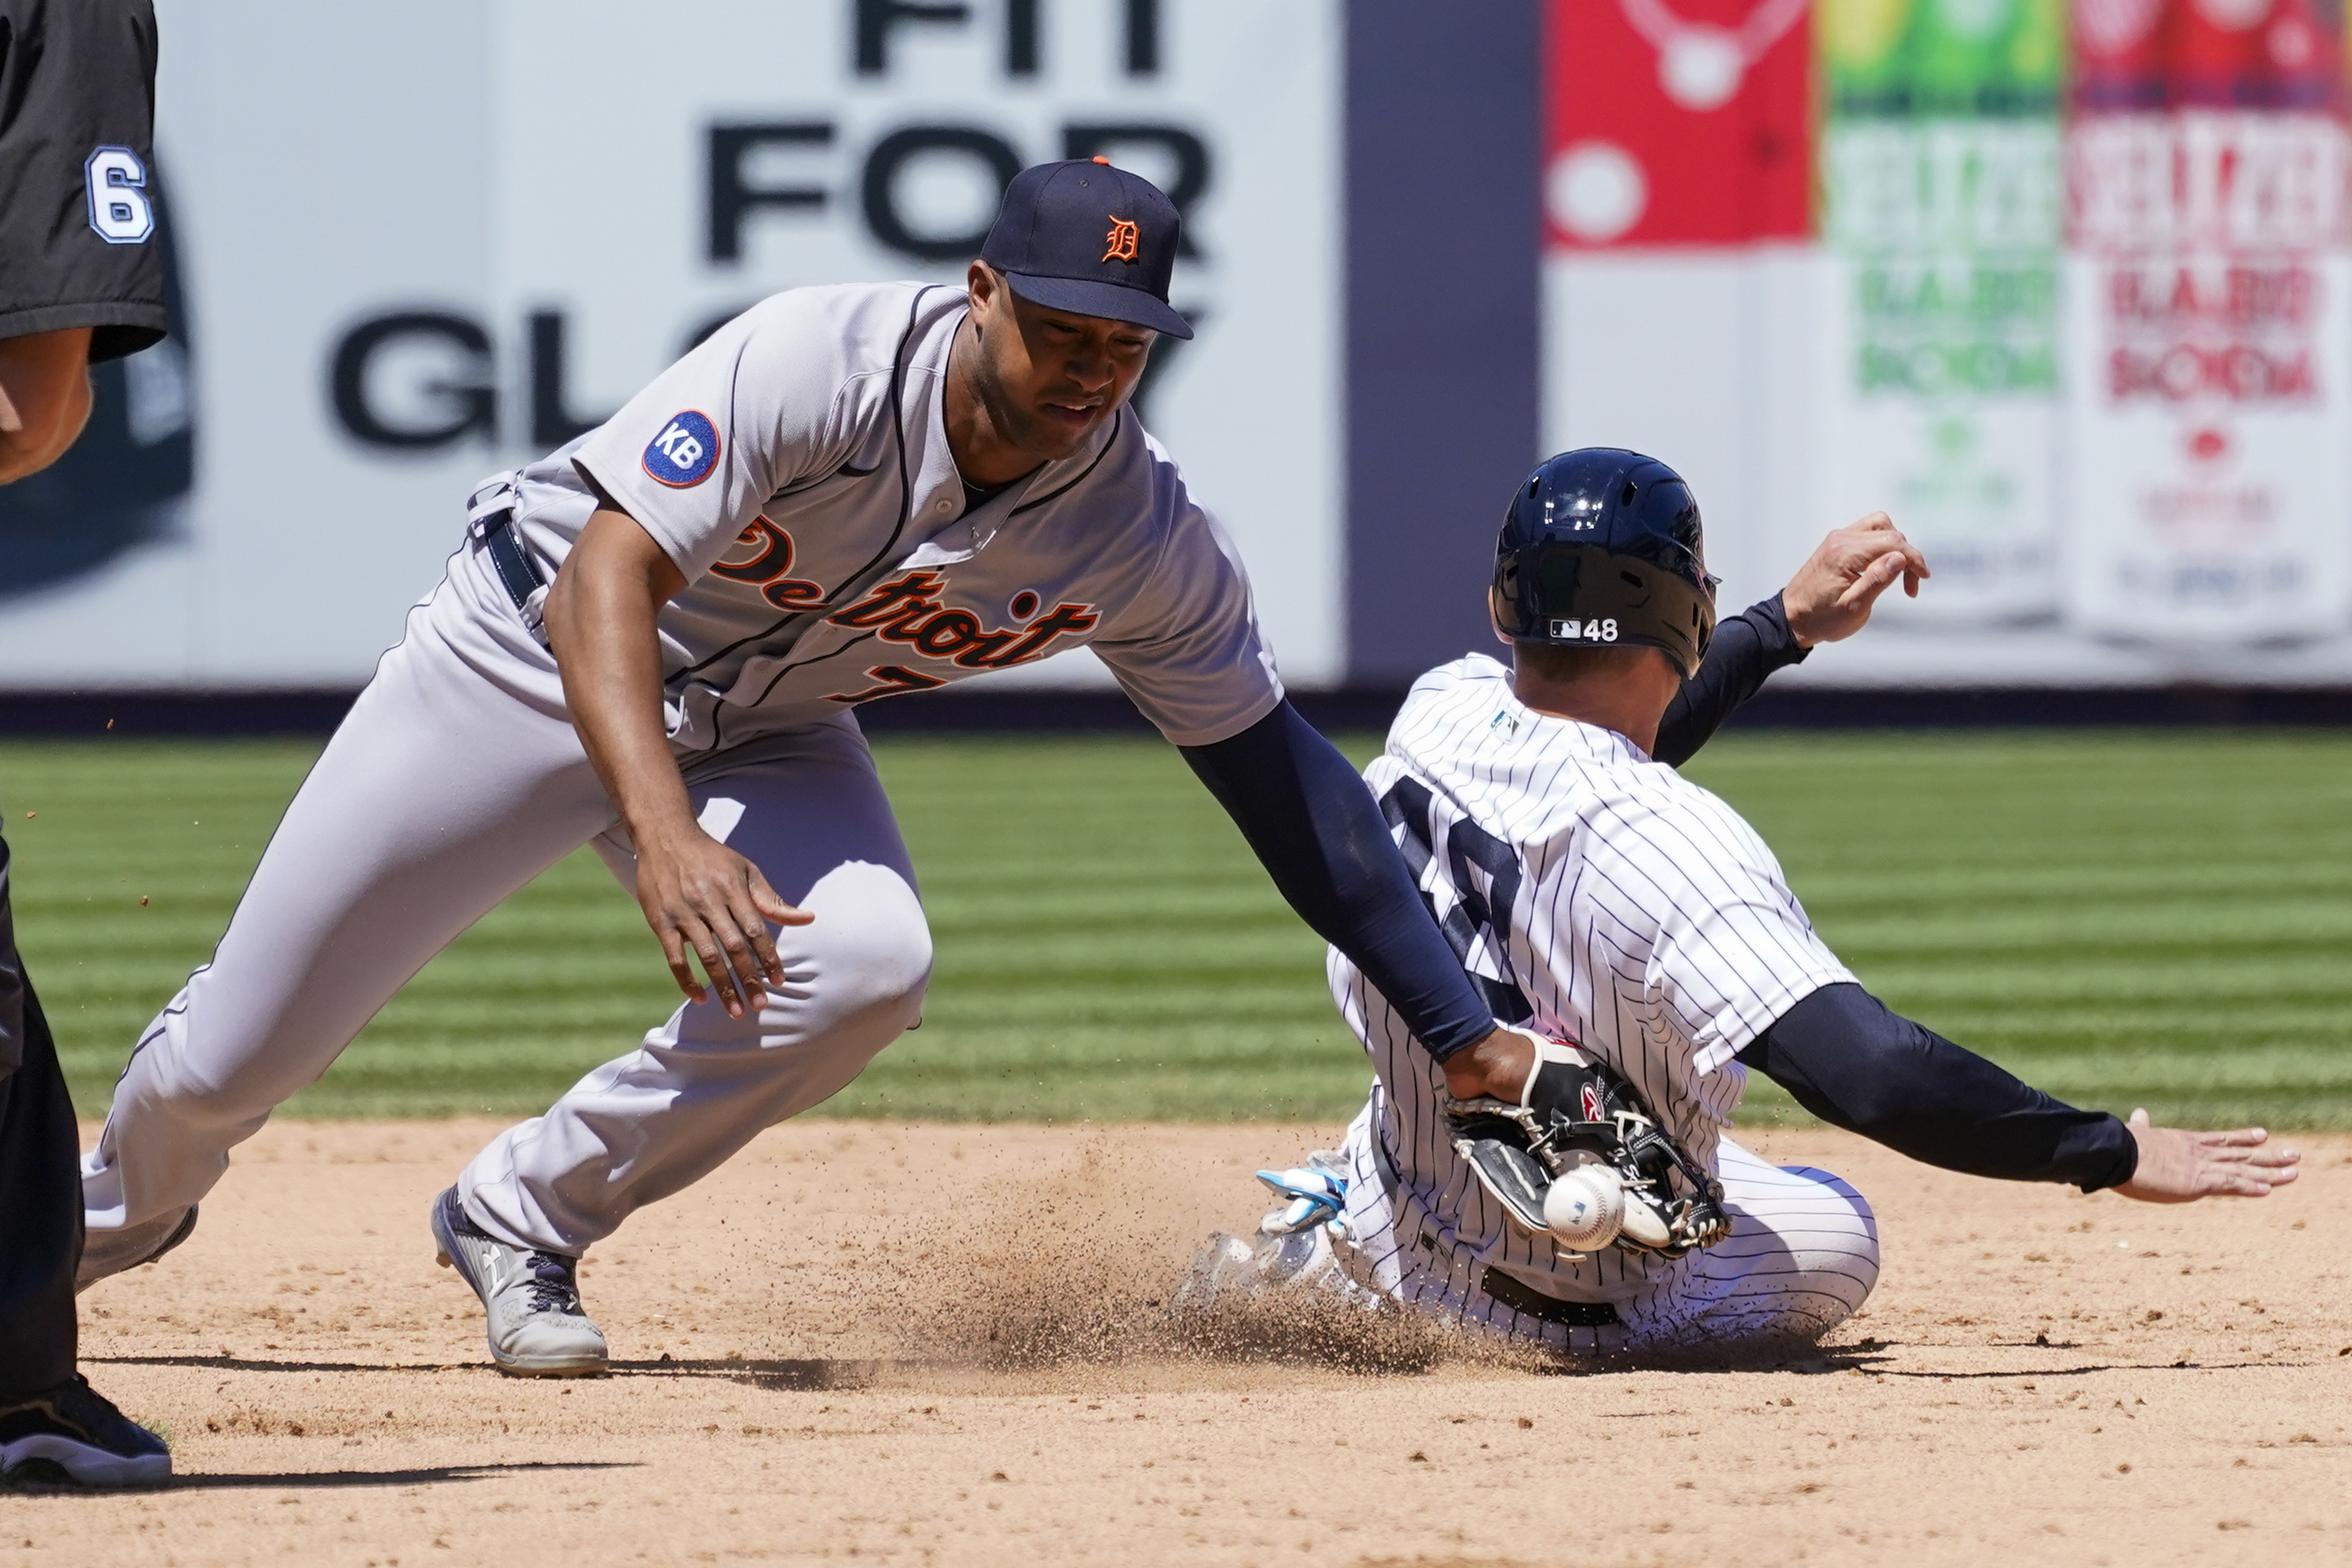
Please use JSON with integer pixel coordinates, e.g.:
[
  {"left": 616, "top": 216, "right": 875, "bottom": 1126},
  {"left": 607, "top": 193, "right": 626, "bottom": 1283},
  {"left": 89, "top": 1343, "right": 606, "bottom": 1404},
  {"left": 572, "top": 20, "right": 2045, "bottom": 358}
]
[{"left": 2064, "top": 0, "right": 2352, "bottom": 642}]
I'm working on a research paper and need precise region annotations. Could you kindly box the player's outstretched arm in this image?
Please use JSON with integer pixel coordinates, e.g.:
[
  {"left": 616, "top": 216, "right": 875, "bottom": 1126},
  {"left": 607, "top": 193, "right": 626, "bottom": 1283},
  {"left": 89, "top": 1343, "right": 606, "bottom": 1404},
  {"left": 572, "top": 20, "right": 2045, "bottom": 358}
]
[
  {"left": 1736, "top": 982, "right": 2301, "bottom": 1201},
  {"left": 546, "top": 505, "right": 810, "bottom": 1019},
  {"left": 1778, "top": 511, "right": 1929, "bottom": 647},
  {"left": 1650, "top": 514, "right": 1928, "bottom": 766},
  {"left": 2114, "top": 1109, "right": 2299, "bottom": 1202},
  {"left": 1650, "top": 597, "right": 1805, "bottom": 766},
  {"left": 1181, "top": 702, "right": 1501, "bottom": 1063}
]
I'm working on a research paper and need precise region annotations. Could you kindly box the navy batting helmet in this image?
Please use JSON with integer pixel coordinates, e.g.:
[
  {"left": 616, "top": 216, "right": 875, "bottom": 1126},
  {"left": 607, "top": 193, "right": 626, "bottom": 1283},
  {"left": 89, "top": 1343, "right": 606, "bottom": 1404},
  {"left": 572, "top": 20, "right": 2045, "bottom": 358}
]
[{"left": 1492, "top": 448, "right": 1719, "bottom": 678}]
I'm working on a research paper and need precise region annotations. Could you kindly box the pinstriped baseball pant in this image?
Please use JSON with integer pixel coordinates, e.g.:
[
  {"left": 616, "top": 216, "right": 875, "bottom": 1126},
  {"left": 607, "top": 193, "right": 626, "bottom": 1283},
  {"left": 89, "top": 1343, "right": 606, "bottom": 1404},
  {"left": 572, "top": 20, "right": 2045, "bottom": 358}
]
[
  {"left": 1338, "top": 1105, "right": 1881, "bottom": 1355},
  {"left": 79, "top": 542, "right": 932, "bottom": 1269}
]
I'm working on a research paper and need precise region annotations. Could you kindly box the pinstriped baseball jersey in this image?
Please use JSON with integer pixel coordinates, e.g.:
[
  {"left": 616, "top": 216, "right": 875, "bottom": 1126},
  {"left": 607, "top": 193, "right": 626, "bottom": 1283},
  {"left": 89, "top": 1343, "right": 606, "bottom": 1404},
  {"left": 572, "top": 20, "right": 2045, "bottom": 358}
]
[
  {"left": 490, "top": 280, "right": 1282, "bottom": 755},
  {"left": 1328, "top": 652, "right": 1855, "bottom": 1308}
]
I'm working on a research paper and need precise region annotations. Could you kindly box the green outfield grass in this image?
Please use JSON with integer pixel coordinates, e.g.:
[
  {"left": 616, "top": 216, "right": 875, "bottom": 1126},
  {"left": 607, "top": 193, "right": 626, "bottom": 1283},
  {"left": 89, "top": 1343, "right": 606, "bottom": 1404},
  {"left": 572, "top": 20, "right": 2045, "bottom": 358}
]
[{"left": 4, "top": 729, "right": 2350, "bottom": 1128}]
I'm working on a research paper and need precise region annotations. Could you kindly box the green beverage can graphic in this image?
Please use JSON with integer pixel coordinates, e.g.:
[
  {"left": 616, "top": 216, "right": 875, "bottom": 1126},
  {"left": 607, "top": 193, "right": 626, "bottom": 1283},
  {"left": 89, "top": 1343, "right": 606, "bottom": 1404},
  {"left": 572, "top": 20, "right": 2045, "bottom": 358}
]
[{"left": 1818, "top": 0, "right": 2064, "bottom": 622}]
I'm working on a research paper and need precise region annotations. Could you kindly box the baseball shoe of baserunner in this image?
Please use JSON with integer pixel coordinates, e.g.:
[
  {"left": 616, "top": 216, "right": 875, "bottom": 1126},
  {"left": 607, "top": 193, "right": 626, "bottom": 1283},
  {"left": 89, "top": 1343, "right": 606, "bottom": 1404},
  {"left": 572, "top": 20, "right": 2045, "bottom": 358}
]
[
  {"left": 1171, "top": 1155, "right": 1382, "bottom": 1318},
  {"left": 0, "top": 1374, "right": 171, "bottom": 1487},
  {"left": 75, "top": 1204, "right": 199, "bottom": 1293},
  {"left": 429, "top": 1187, "right": 608, "bottom": 1377}
]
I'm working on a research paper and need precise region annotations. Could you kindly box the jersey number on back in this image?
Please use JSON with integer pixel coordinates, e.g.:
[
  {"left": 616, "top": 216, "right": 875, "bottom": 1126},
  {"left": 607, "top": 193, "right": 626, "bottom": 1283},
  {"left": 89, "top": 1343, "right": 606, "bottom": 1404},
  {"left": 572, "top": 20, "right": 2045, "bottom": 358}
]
[{"left": 1379, "top": 777, "right": 1534, "bottom": 1025}]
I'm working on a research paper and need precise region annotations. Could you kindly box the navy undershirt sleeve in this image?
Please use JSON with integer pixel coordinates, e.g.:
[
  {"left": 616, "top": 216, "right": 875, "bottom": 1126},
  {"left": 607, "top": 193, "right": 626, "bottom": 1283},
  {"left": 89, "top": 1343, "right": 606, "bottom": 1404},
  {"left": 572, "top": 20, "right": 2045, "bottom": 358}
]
[
  {"left": 1736, "top": 982, "right": 2139, "bottom": 1191},
  {"left": 1181, "top": 700, "right": 1493, "bottom": 1061},
  {"left": 1652, "top": 594, "right": 1809, "bottom": 768}
]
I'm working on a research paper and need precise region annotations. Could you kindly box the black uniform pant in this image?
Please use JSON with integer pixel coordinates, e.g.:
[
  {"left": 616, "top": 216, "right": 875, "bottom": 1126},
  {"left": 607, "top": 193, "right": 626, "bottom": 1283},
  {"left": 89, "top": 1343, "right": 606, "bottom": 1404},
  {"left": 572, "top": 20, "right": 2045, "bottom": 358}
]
[{"left": 0, "top": 838, "right": 79, "bottom": 1397}]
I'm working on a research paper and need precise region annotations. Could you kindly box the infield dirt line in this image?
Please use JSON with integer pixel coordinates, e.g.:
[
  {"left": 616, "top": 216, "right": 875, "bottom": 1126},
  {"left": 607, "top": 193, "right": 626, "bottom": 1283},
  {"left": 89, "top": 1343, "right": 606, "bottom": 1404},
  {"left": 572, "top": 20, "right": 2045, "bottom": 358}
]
[{"left": 8, "top": 1117, "right": 2345, "bottom": 1567}]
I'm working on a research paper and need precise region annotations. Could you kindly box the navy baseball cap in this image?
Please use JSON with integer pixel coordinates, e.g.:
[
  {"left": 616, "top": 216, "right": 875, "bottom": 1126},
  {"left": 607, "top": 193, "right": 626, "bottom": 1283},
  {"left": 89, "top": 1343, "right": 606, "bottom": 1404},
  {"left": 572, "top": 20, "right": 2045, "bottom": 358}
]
[{"left": 980, "top": 159, "right": 1193, "bottom": 340}]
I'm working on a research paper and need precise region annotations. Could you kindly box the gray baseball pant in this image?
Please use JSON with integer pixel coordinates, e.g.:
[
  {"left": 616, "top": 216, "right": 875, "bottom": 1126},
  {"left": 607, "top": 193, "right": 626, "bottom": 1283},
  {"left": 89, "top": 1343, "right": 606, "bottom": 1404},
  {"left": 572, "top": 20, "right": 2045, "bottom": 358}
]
[{"left": 81, "top": 547, "right": 930, "bottom": 1263}]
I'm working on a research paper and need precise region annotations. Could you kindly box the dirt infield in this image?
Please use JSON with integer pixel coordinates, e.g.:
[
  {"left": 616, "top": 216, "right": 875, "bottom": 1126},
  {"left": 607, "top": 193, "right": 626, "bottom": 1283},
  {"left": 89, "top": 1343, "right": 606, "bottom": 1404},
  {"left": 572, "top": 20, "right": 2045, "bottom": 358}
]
[{"left": 5, "top": 1118, "right": 2346, "bottom": 1567}]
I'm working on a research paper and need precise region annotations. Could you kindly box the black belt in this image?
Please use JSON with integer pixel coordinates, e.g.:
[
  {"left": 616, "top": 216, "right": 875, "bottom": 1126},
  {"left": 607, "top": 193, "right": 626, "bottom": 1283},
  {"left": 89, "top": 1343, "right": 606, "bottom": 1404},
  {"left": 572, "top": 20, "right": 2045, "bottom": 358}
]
[
  {"left": 479, "top": 508, "right": 544, "bottom": 613},
  {"left": 1480, "top": 1265, "right": 1621, "bottom": 1328}
]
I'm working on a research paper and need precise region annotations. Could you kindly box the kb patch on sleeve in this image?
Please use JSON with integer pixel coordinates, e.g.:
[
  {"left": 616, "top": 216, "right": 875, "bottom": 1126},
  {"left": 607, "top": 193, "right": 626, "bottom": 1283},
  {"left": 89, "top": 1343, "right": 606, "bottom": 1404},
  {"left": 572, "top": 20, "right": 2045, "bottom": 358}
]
[{"left": 643, "top": 410, "right": 722, "bottom": 488}]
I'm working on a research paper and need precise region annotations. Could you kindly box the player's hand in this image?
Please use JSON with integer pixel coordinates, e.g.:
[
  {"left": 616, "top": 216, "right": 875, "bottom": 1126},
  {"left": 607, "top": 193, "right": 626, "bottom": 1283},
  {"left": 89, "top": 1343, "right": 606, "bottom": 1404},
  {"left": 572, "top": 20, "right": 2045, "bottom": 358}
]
[
  {"left": 1781, "top": 512, "right": 1930, "bottom": 648},
  {"left": 2113, "top": 1108, "right": 2300, "bottom": 1203},
  {"left": 1441, "top": 1026, "right": 1539, "bottom": 1103},
  {"left": 633, "top": 825, "right": 810, "bottom": 1019}
]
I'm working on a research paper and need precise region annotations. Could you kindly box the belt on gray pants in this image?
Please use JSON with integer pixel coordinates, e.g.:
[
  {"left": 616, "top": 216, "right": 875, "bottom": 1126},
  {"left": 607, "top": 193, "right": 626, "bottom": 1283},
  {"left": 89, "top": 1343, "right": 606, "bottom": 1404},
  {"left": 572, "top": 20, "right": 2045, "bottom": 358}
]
[{"left": 477, "top": 508, "right": 544, "bottom": 613}]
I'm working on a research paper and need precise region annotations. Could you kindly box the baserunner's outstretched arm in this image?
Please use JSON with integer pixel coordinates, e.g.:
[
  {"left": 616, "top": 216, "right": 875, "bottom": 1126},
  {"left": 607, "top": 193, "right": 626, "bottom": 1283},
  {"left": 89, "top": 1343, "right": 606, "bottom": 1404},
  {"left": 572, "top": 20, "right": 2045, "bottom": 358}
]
[
  {"left": 1653, "top": 512, "right": 1930, "bottom": 765},
  {"left": 1735, "top": 982, "right": 2299, "bottom": 1200}
]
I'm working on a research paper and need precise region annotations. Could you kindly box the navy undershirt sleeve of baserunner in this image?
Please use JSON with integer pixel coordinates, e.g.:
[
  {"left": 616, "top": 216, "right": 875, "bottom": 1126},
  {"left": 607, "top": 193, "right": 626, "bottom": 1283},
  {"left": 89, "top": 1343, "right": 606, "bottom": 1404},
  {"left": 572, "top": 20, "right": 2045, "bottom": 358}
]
[
  {"left": 1181, "top": 700, "right": 1495, "bottom": 1061},
  {"left": 1651, "top": 593, "right": 1809, "bottom": 768},
  {"left": 1736, "top": 982, "right": 2140, "bottom": 1191}
]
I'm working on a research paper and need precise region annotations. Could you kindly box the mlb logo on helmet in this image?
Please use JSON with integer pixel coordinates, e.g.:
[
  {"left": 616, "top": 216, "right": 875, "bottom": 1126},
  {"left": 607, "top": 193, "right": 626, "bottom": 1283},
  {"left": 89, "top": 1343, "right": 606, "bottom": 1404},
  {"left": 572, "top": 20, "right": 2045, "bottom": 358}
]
[{"left": 643, "top": 410, "right": 721, "bottom": 488}]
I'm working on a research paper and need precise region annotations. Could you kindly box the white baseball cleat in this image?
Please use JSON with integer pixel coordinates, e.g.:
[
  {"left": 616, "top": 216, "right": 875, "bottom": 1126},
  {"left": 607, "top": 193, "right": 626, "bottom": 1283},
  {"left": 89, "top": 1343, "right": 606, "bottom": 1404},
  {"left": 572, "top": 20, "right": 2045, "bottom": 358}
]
[
  {"left": 75, "top": 1204, "right": 199, "bottom": 1294},
  {"left": 1173, "top": 1149, "right": 1387, "bottom": 1319},
  {"left": 430, "top": 1187, "right": 608, "bottom": 1377}
]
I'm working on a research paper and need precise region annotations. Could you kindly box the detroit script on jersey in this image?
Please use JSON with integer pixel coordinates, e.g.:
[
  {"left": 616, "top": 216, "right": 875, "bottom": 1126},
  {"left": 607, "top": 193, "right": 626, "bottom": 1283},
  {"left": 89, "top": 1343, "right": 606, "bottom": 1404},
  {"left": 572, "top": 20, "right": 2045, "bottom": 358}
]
[{"left": 717, "top": 538, "right": 1103, "bottom": 705}]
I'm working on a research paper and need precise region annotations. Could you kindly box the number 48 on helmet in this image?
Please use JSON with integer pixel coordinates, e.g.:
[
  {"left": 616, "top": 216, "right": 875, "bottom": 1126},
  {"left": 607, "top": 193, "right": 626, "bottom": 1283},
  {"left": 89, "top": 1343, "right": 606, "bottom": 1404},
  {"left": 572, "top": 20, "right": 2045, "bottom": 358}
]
[{"left": 1491, "top": 448, "right": 1720, "bottom": 678}]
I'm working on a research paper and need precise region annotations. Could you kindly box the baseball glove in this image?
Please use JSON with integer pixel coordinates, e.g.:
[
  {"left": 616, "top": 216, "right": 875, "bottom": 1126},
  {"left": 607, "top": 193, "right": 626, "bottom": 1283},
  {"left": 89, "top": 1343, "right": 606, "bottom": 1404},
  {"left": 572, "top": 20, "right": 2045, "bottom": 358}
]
[{"left": 1444, "top": 1033, "right": 1728, "bottom": 1259}]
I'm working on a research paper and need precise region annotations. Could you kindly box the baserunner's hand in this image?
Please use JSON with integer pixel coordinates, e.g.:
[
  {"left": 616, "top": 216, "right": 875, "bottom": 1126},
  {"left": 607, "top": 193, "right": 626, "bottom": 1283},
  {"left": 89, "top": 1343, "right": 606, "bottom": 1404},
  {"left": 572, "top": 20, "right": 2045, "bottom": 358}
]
[
  {"left": 1781, "top": 511, "right": 1930, "bottom": 647},
  {"left": 634, "top": 824, "right": 809, "bottom": 1019},
  {"left": 2114, "top": 1108, "right": 2300, "bottom": 1203}
]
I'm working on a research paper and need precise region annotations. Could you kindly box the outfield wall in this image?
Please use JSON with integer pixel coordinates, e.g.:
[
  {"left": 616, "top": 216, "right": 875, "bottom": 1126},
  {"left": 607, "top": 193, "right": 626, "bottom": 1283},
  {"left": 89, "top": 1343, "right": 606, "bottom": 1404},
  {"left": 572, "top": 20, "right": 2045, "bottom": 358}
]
[{"left": 5, "top": 0, "right": 2352, "bottom": 696}]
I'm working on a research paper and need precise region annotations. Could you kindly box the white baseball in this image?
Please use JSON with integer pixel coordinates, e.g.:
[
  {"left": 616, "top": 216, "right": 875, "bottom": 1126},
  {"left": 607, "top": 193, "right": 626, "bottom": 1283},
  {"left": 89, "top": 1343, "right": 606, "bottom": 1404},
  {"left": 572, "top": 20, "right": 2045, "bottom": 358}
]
[{"left": 1541, "top": 1166, "right": 1626, "bottom": 1251}]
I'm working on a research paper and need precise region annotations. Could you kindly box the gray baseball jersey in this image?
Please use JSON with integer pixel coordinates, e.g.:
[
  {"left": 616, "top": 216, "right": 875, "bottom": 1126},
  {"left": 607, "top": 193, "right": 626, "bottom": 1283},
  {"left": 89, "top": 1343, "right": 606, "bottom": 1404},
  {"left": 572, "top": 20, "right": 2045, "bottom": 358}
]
[
  {"left": 493, "top": 280, "right": 1283, "bottom": 753},
  {"left": 1330, "top": 653, "right": 1857, "bottom": 1307}
]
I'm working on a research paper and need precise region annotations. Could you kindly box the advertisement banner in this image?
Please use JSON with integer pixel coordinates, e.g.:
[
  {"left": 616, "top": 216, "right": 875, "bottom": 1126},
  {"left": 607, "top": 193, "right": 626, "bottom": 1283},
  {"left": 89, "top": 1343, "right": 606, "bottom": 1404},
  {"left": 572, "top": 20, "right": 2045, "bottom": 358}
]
[
  {"left": 1817, "top": 0, "right": 2066, "bottom": 623},
  {"left": 2062, "top": 0, "right": 2352, "bottom": 643},
  {"left": 1540, "top": 0, "right": 2352, "bottom": 684},
  {"left": 0, "top": 0, "right": 1343, "bottom": 690},
  {"left": 1540, "top": 0, "right": 1819, "bottom": 607}
]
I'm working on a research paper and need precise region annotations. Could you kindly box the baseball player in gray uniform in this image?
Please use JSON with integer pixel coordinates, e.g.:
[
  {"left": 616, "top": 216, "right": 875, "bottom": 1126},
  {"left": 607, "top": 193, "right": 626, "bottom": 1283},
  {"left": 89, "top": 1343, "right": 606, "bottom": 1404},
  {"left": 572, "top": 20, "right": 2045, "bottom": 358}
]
[
  {"left": 77, "top": 162, "right": 1668, "bottom": 1376},
  {"left": 1187, "top": 449, "right": 2300, "bottom": 1356}
]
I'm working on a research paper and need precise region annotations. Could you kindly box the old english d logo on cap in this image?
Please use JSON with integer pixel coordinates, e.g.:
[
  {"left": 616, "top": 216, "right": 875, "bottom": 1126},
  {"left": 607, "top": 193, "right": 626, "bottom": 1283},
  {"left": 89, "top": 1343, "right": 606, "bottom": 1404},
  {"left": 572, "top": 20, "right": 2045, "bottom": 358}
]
[
  {"left": 1102, "top": 216, "right": 1140, "bottom": 264},
  {"left": 980, "top": 159, "right": 1192, "bottom": 338}
]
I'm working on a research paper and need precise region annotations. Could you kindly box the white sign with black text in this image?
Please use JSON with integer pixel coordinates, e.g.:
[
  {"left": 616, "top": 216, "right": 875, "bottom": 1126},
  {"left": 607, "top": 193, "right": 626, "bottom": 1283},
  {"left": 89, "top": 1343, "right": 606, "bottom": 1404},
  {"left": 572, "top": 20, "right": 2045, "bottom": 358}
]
[{"left": 0, "top": 0, "right": 1343, "bottom": 691}]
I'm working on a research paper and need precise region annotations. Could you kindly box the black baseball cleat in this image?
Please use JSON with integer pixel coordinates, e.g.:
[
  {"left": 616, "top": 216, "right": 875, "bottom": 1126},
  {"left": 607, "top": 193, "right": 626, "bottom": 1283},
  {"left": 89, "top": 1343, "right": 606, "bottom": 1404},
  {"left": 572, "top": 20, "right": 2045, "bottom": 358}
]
[{"left": 0, "top": 1375, "right": 172, "bottom": 1487}]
